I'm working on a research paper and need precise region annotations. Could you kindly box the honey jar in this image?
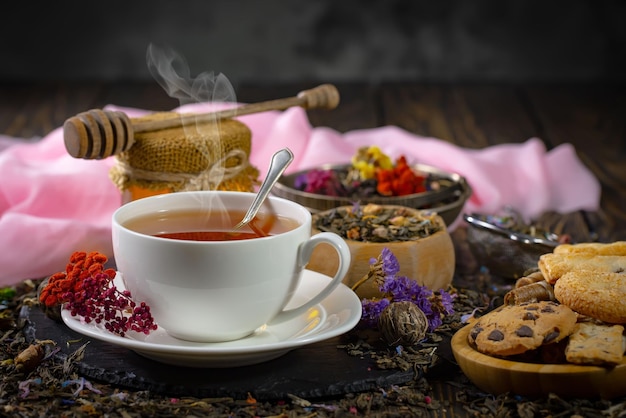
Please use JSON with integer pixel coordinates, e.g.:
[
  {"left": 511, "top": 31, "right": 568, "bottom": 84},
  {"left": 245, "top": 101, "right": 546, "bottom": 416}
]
[{"left": 108, "top": 112, "right": 259, "bottom": 203}]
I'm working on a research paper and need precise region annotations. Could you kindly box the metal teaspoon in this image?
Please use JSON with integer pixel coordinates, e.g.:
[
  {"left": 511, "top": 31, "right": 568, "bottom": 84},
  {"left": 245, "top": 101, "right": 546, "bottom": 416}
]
[{"left": 232, "top": 148, "right": 294, "bottom": 231}]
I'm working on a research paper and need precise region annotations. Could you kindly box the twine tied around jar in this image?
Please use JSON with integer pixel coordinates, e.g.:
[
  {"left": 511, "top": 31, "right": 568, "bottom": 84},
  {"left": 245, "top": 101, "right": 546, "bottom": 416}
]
[{"left": 111, "top": 148, "right": 250, "bottom": 192}]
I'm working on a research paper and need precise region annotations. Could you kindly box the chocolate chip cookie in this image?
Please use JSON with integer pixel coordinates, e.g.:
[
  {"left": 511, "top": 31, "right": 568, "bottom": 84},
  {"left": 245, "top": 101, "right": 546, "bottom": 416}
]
[{"left": 468, "top": 301, "right": 578, "bottom": 356}]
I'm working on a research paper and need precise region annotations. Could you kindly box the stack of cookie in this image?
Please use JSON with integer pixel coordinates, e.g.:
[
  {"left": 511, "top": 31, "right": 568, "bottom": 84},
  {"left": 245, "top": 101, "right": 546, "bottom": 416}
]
[{"left": 467, "top": 241, "right": 626, "bottom": 366}]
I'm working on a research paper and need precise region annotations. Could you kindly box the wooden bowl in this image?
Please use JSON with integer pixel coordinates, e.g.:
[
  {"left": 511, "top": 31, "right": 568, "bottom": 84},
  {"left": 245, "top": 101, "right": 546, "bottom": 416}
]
[
  {"left": 451, "top": 324, "right": 626, "bottom": 399},
  {"left": 307, "top": 206, "right": 455, "bottom": 299}
]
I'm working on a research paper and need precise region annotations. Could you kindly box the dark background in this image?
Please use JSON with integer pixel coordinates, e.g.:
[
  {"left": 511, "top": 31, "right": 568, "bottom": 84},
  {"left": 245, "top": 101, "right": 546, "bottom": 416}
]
[{"left": 2, "top": 0, "right": 625, "bottom": 87}]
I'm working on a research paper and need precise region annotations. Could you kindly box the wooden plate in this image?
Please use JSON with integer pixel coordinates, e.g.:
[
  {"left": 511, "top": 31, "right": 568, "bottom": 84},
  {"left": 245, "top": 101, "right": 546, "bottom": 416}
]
[{"left": 451, "top": 324, "right": 626, "bottom": 399}]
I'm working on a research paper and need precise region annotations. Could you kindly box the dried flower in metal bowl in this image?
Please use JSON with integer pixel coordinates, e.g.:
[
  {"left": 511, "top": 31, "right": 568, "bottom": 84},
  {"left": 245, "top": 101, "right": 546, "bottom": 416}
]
[
  {"left": 295, "top": 146, "right": 434, "bottom": 198},
  {"left": 272, "top": 146, "right": 471, "bottom": 226}
]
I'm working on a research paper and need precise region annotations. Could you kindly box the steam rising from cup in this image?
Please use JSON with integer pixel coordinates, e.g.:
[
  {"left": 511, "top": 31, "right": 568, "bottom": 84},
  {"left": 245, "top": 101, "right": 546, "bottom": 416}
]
[{"left": 145, "top": 43, "right": 245, "bottom": 213}]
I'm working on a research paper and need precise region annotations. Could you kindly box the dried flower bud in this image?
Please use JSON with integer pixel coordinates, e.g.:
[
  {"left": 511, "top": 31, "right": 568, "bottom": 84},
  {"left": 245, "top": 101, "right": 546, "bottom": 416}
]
[
  {"left": 362, "top": 204, "right": 382, "bottom": 216},
  {"left": 14, "top": 344, "right": 45, "bottom": 373},
  {"left": 389, "top": 216, "right": 408, "bottom": 226},
  {"left": 378, "top": 301, "right": 428, "bottom": 346},
  {"left": 372, "top": 226, "right": 389, "bottom": 239}
]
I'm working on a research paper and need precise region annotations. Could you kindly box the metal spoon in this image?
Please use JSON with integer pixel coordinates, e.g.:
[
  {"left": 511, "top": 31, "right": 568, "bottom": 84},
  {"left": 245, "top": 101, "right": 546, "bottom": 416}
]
[{"left": 232, "top": 148, "right": 294, "bottom": 231}]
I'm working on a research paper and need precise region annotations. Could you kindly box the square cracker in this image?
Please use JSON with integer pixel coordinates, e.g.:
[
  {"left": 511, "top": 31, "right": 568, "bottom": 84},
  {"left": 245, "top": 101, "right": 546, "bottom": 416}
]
[{"left": 565, "top": 322, "right": 625, "bottom": 366}]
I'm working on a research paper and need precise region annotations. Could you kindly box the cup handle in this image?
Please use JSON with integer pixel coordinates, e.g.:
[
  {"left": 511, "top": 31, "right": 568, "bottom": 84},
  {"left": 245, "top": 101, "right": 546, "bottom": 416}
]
[{"left": 270, "top": 232, "right": 351, "bottom": 324}]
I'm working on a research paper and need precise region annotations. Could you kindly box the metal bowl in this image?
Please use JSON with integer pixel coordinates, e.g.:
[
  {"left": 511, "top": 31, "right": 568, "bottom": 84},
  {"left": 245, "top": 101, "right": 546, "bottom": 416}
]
[
  {"left": 464, "top": 212, "right": 561, "bottom": 279},
  {"left": 272, "top": 163, "right": 471, "bottom": 226}
]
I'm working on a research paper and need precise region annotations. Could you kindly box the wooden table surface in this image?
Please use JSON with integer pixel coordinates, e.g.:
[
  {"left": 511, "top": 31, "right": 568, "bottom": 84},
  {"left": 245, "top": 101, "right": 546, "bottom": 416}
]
[{"left": 1, "top": 81, "right": 625, "bottom": 416}]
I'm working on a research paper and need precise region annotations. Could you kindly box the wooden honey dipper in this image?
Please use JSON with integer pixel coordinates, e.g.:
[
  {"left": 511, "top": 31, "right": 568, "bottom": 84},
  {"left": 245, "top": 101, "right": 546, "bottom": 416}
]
[{"left": 63, "top": 83, "right": 340, "bottom": 159}]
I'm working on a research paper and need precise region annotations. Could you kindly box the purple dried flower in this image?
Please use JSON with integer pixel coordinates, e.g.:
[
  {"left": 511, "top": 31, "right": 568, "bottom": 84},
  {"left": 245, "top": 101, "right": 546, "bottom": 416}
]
[
  {"left": 427, "top": 314, "right": 443, "bottom": 331},
  {"left": 380, "top": 276, "right": 428, "bottom": 302},
  {"left": 296, "top": 169, "right": 345, "bottom": 196},
  {"left": 412, "top": 295, "right": 435, "bottom": 319},
  {"left": 422, "top": 290, "right": 457, "bottom": 331},
  {"left": 307, "top": 170, "right": 332, "bottom": 192},
  {"left": 438, "top": 290, "right": 455, "bottom": 315},
  {"left": 380, "top": 247, "right": 400, "bottom": 278},
  {"left": 370, "top": 247, "right": 401, "bottom": 288},
  {"left": 360, "top": 298, "right": 391, "bottom": 328},
  {"left": 294, "top": 173, "right": 308, "bottom": 190},
  {"left": 358, "top": 247, "right": 456, "bottom": 333}
]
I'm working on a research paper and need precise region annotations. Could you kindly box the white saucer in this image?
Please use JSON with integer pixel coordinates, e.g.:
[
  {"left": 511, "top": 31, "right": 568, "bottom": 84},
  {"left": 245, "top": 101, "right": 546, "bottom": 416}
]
[{"left": 61, "top": 269, "right": 362, "bottom": 368}]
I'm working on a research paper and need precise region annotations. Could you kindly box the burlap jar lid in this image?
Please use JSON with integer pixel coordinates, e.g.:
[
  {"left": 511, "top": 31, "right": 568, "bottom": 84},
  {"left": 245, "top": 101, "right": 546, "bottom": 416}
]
[{"left": 109, "top": 113, "right": 259, "bottom": 192}]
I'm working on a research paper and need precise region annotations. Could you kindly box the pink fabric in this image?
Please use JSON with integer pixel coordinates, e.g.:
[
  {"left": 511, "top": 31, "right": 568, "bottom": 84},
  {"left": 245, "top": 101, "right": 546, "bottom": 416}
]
[{"left": 0, "top": 103, "right": 601, "bottom": 284}]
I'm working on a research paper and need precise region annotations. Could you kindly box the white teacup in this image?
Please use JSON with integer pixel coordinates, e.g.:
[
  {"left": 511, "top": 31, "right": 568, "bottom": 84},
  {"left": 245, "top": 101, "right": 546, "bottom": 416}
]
[{"left": 112, "top": 191, "right": 351, "bottom": 342}]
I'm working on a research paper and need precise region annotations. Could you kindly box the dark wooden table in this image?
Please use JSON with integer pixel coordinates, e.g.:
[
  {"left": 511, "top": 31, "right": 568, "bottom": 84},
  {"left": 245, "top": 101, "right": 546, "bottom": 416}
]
[{"left": 1, "top": 81, "right": 625, "bottom": 416}]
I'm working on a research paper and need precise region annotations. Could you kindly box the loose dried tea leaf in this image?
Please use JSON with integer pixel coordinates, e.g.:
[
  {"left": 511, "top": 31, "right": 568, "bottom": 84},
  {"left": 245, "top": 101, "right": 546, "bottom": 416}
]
[
  {"left": 1, "top": 228, "right": 624, "bottom": 417},
  {"left": 315, "top": 204, "right": 441, "bottom": 243},
  {"left": 0, "top": 310, "right": 15, "bottom": 330}
]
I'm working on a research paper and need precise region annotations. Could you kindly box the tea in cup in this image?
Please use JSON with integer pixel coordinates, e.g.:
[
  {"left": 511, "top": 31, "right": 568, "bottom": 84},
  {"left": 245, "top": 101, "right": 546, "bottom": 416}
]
[{"left": 111, "top": 191, "right": 351, "bottom": 342}]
